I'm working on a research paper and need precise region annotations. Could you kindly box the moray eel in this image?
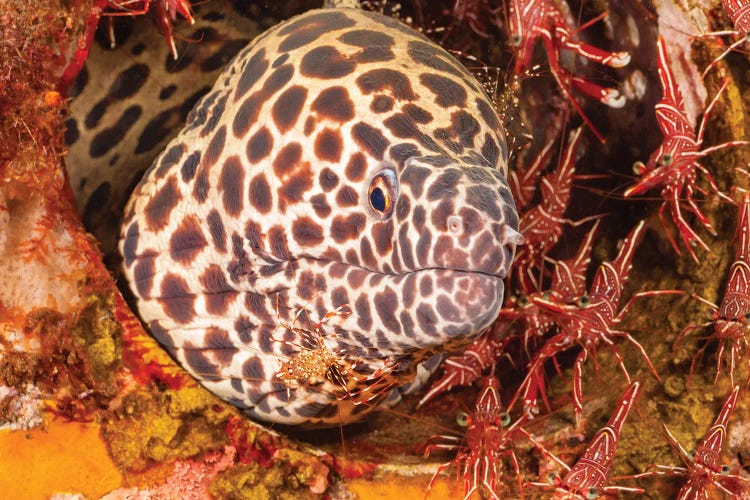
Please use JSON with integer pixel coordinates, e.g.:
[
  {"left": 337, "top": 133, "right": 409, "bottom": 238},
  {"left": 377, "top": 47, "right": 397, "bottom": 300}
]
[{"left": 119, "top": 7, "right": 521, "bottom": 425}]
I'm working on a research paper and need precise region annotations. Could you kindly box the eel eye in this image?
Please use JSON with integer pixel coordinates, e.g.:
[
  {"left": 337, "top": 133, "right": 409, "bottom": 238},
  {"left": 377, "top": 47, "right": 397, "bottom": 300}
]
[
  {"left": 368, "top": 169, "right": 398, "bottom": 219},
  {"left": 456, "top": 411, "right": 469, "bottom": 427},
  {"left": 660, "top": 153, "right": 673, "bottom": 166}
]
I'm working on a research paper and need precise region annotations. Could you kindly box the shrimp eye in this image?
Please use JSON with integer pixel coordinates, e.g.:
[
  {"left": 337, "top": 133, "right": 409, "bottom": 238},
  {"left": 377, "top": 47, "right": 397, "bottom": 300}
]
[
  {"left": 586, "top": 486, "right": 600, "bottom": 499},
  {"left": 368, "top": 169, "right": 398, "bottom": 219},
  {"left": 546, "top": 472, "right": 559, "bottom": 484},
  {"left": 744, "top": 312, "right": 750, "bottom": 323},
  {"left": 517, "top": 295, "right": 529, "bottom": 307},
  {"left": 721, "top": 465, "right": 731, "bottom": 475},
  {"left": 688, "top": 450, "right": 696, "bottom": 460},
  {"left": 456, "top": 411, "right": 469, "bottom": 427},
  {"left": 577, "top": 295, "right": 591, "bottom": 308},
  {"left": 543, "top": 290, "right": 552, "bottom": 299},
  {"left": 510, "top": 33, "right": 522, "bottom": 46},
  {"left": 500, "top": 412, "right": 511, "bottom": 427},
  {"left": 660, "top": 153, "right": 673, "bottom": 166}
]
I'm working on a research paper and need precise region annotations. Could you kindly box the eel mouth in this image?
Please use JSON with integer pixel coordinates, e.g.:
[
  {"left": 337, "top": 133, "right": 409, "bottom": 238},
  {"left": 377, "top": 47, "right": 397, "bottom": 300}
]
[
  {"left": 238, "top": 266, "right": 503, "bottom": 425},
  {"left": 195, "top": 259, "right": 508, "bottom": 426},
  {"left": 289, "top": 259, "right": 506, "bottom": 358}
]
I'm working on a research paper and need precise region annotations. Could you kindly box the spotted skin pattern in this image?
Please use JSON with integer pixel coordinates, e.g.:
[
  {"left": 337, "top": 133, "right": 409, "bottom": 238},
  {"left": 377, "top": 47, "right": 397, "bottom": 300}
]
[
  {"left": 65, "top": 5, "right": 269, "bottom": 260},
  {"left": 120, "top": 8, "right": 520, "bottom": 425}
]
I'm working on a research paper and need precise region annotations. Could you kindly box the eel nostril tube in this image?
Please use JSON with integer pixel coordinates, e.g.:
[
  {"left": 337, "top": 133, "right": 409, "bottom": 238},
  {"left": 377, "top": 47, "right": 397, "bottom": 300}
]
[
  {"left": 501, "top": 225, "right": 525, "bottom": 248},
  {"left": 493, "top": 225, "right": 524, "bottom": 278}
]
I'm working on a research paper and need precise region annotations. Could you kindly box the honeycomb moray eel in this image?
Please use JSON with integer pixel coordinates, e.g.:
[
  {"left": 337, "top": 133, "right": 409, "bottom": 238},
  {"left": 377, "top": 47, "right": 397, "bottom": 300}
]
[{"left": 119, "top": 7, "right": 521, "bottom": 426}]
